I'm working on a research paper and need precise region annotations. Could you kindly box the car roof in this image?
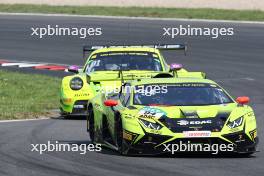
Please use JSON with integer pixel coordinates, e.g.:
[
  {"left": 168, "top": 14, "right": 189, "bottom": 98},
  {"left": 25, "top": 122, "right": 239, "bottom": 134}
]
[
  {"left": 128, "top": 78, "right": 217, "bottom": 86},
  {"left": 91, "top": 47, "right": 160, "bottom": 55}
]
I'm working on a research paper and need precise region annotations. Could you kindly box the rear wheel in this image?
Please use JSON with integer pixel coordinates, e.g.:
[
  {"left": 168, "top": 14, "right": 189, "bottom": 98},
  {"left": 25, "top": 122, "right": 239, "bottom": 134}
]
[{"left": 88, "top": 108, "right": 95, "bottom": 143}]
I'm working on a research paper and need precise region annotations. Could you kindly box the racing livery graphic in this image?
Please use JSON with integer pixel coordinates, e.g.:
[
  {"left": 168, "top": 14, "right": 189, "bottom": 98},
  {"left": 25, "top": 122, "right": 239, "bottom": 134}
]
[{"left": 87, "top": 78, "right": 258, "bottom": 155}]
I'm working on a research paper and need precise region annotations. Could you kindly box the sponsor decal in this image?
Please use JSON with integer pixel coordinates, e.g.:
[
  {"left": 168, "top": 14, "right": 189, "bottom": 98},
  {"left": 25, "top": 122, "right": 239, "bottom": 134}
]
[
  {"left": 74, "top": 93, "right": 89, "bottom": 97},
  {"left": 99, "top": 52, "right": 149, "bottom": 56},
  {"left": 123, "top": 131, "right": 133, "bottom": 141},
  {"left": 183, "top": 131, "right": 211, "bottom": 138},
  {"left": 177, "top": 120, "right": 189, "bottom": 126},
  {"left": 182, "top": 111, "right": 199, "bottom": 118},
  {"left": 171, "top": 83, "right": 207, "bottom": 87},
  {"left": 177, "top": 119, "right": 212, "bottom": 126},
  {"left": 250, "top": 129, "right": 257, "bottom": 141},
  {"left": 138, "top": 107, "right": 166, "bottom": 119}
]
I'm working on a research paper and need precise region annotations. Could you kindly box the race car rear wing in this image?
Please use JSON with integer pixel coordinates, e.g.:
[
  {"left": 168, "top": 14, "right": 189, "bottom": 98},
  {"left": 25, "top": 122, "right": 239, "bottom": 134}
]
[{"left": 83, "top": 44, "right": 187, "bottom": 59}]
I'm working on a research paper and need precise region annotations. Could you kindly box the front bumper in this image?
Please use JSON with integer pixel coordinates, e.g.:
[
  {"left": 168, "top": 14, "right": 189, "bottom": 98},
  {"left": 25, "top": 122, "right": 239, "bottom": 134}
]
[
  {"left": 122, "top": 131, "right": 258, "bottom": 155},
  {"left": 60, "top": 100, "right": 88, "bottom": 116}
]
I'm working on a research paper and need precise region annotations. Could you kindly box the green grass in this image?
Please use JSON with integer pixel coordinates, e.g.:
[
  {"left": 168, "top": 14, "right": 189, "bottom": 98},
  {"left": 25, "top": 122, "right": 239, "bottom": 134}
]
[
  {"left": 0, "top": 70, "right": 60, "bottom": 120},
  {"left": 0, "top": 4, "right": 264, "bottom": 21}
]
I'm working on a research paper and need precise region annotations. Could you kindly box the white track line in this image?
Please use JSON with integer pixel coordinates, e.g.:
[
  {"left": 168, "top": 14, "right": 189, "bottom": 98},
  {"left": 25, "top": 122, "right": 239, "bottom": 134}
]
[
  {"left": 0, "top": 118, "right": 49, "bottom": 123},
  {"left": 1, "top": 63, "right": 23, "bottom": 66},
  {"left": 0, "top": 12, "right": 264, "bottom": 25},
  {"left": 18, "top": 63, "right": 46, "bottom": 68}
]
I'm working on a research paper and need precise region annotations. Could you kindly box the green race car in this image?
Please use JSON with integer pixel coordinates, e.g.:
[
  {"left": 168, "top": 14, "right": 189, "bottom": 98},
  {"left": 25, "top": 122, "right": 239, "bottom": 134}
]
[
  {"left": 60, "top": 44, "right": 205, "bottom": 117},
  {"left": 87, "top": 77, "right": 258, "bottom": 155}
]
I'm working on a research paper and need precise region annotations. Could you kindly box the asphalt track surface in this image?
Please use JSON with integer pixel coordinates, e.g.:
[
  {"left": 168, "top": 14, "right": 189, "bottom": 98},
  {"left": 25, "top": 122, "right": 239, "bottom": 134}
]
[{"left": 0, "top": 14, "right": 264, "bottom": 176}]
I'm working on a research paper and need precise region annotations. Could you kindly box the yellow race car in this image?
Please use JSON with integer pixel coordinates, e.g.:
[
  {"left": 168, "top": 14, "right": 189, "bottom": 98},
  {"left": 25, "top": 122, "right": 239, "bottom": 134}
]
[
  {"left": 87, "top": 77, "right": 258, "bottom": 155},
  {"left": 59, "top": 44, "right": 204, "bottom": 118}
]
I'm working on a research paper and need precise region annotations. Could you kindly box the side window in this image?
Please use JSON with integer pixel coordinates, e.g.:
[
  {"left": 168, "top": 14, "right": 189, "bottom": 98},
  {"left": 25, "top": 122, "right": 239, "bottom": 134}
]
[
  {"left": 158, "top": 53, "right": 168, "bottom": 71},
  {"left": 86, "top": 60, "right": 101, "bottom": 73},
  {"left": 84, "top": 60, "right": 91, "bottom": 73},
  {"left": 123, "top": 92, "right": 130, "bottom": 107},
  {"left": 84, "top": 54, "right": 97, "bottom": 73},
  {"left": 119, "top": 86, "right": 125, "bottom": 102}
]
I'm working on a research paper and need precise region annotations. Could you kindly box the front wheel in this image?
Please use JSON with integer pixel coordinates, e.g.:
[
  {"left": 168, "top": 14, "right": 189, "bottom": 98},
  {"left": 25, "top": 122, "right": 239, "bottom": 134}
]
[
  {"left": 116, "top": 115, "right": 125, "bottom": 155},
  {"left": 88, "top": 108, "right": 95, "bottom": 143}
]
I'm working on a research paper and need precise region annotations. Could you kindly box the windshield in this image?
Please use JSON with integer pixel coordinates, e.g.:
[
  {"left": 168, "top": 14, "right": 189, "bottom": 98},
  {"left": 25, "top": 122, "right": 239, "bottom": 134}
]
[
  {"left": 85, "top": 52, "right": 163, "bottom": 73},
  {"left": 133, "top": 83, "right": 233, "bottom": 106}
]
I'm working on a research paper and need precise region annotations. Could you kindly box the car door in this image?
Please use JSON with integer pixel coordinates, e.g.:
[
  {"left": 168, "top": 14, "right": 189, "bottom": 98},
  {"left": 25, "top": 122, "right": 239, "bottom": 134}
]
[{"left": 107, "top": 83, "right": 131, "bottom": 137}]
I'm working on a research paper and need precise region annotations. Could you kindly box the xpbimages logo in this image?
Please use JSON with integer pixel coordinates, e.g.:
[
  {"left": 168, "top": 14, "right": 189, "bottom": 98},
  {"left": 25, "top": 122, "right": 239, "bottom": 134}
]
[
  {"left": 163, "top": 25, "right": 234, "bottom": 39},
  {"left": 31, "top": 141, "right": 102, "bottom": 154},
  {"left": 30, "top": 25, "right": 102, "bottom": 39},
  {"left": 163, "top": 141, "right": 234, "bottom": 154}
]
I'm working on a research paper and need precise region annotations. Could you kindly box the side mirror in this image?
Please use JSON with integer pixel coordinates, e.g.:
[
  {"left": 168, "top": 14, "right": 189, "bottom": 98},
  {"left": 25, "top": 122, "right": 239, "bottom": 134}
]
[
  {"left": 104, "top": 99, "right": 118, "bottom": 107},
  {"left": 68, "top": 65, "right": 80, "bottom": 74},
  {"left": 170, "top": 63, "right": 183, "bottom": 71},
  {"left": 236, "top": 96, "right": 250, "bottom": 105},
  {"left": 86, "top": 74, "right": 91, "bottom": 84}
]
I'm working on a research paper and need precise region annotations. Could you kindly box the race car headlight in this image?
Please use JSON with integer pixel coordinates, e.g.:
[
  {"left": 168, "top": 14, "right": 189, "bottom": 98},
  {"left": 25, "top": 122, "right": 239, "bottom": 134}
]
[
  {"left": 227, "top": 117, "right": 244, "bottom": 128},
  {"left": 70, "top": 77, "right": 83, "bottom": 90},
  {"left": 139, "top": 119, "right": 162, "bottom": 130}
]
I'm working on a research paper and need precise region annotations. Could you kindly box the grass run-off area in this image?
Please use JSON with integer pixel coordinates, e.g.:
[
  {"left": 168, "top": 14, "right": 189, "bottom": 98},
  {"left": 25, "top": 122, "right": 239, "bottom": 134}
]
[
  {"left": 0, "top": 4, "right": 264, "bottom": 21},
  {"left": 0, "top": 70, "right": 60, "bottom": 120}
]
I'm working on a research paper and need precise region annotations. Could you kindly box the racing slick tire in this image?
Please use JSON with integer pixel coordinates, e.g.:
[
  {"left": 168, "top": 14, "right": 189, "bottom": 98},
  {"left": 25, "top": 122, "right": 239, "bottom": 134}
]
[
  {"left": 88, "top": 108, "right": 95, "bottom": 143},
  {"left": 115, "top": 114, "right": 125, "bottom": 155}
]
